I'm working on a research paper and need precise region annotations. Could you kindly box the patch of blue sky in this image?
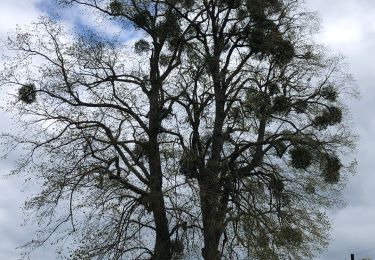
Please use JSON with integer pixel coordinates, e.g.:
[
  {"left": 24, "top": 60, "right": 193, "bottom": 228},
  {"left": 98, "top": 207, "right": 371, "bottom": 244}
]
[{"left": 35, "top": 0, "right": 142, "bottom": 44}]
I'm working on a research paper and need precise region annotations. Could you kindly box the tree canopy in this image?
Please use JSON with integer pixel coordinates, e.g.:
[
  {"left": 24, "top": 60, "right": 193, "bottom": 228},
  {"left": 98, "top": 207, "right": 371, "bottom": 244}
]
[{"left": 0, "top": 0, "right": 357, "bottom": 259}]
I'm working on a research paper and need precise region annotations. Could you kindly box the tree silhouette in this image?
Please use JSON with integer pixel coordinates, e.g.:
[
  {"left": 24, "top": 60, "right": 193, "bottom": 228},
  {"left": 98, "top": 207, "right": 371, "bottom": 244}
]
[{"left": 0, "top": 0, "right": 357, "bottom": 259}]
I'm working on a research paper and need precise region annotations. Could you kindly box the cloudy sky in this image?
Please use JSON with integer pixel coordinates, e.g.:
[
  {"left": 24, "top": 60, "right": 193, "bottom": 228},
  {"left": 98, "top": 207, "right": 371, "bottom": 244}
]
[{"left": 1, "top": 0, "right": 375, "bottom": 259}]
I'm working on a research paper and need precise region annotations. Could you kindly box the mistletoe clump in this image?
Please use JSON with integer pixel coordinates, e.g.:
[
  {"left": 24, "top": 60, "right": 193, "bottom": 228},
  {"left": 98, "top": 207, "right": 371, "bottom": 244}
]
[
  {"left": 109, "top": 0, "right": 123, "bottom": 15},
  {"left": 171, "top": 239, "right": 184, "bottom": 256},
  {"left": 268, "top": 83, "right": 280, "bottom": 96},
  {"left": 321, "top": 154, "right": 341, "bottom": 184},
  {"left": 272, "top": 95, "right": 291, "bottom": 114},
  {"left": 273, "top": 140, "right": 287, "bottom": 158},
  {"left": 245, "top": 89, "right": 272, "bottom": 117},
  {"left": 179, "top": 150, "right": 198, "bottom": 178},
  {"left": 293, "top": 100, "right": 308, "bottom": 114},
  {"left": 320, "top": 85, "right": 338, "bottom": 102},
  {"left": 271, "top": 37, "right": 295, "bottom": 64},
  {"left": 248, "top": 28, "right": 267, "bottom": 53},
  {"left": 220, "top": 0, "right": 241, "bottom": 9},
  {"left": 290, "top": 146, "right": 312, "bottom": 169},
  {"left": 18, "top": 84, "right": 36, "bottom": 104},
  {"left": 305, "top": 182, "right": 316, "bottom": 194},
  {"left": 313, "top": 106, "right": 342, "bottom": 129},
  {"left": 159, "top": 12, "right": 181, "bottom": 46},
  {"left": 181, "top": 0, "right": 195, "bottom": 9},
  {"left": 246, "top": 0, "right": 283, "bottom": 22},
  {"left": 134, "top": 39, "right": 150, "bottom": 53},
  {"left": 244, "top": 0, "right": 294, "bottom": 64},
  {"left": 269, "top": 177, "right": 284, "bottom": 198},
  {"left": 248, "top": 27, "right": 295, "bottom": 64},
  {"left": 132, "top": 10, "right": 150, "bottom": 28},
  {"left": 159, "top": 54, "right": 171, "bottom": 67}
]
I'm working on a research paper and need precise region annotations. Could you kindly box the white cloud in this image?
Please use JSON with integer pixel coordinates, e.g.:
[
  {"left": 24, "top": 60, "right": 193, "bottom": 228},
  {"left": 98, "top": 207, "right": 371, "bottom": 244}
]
[
  {"left": 321, "top": 19, "right": 362, "bottom": 45},
  {"left": 0, "top": 0, "right": 41, "bottom": 37},
  {"left": 0, "top": 1, "right": 45, "bottom": 259}
]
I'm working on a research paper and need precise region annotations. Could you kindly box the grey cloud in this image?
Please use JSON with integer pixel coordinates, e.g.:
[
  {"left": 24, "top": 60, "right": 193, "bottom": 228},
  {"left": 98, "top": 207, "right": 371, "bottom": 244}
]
[{"left": 304, "top": 0, "right": 375, "bottom": 259}]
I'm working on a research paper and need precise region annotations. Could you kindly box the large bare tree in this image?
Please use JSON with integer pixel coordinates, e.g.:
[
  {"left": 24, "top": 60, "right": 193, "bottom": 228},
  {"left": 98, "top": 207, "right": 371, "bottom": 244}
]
[{"left": 0, "top": 0, "right": 356, "bottom": 259}]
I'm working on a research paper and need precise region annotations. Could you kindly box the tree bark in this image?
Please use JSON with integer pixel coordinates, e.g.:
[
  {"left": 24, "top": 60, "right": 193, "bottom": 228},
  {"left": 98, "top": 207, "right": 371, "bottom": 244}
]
[
  {"left": 150, "top": 189, "right": 172, "bottom": 260},
  {"left": 148, "top": 49, "right": 172, "bottom": 259},
  {"left": 199, "top": 173, "right": 222, "bottom": 260},
  {"left": 199, "top": 46, "right": 229, "bottom": 258},
  {"left": 148, "top": 116, "right": 172, "bottom": 260}
]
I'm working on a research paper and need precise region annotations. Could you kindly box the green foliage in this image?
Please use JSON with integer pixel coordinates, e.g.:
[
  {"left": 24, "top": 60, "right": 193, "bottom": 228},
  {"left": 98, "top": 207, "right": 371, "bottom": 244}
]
[
  {"left": 258, "top": 247, "right": 279, "bottom": 260},
  {"left": 228, "top": 106, "right": 242, "bottom": 123},
  {"left": 18, "top": 84, "right": 36, "bottom": 104},
  {"left": 246, "top": 0, "right": 265, "bottom": 22},
  {"left": 290, "top": 146, "right": 312, "bottom": 169},
  {"left": 277, "top": 226, "right": 303, "bottom": 247},
  {"left": 160, "top": 12, "right": 181, "bottom": 36},
  {"left": 165, "top": 0, "right": 195, "bottom": 9}
]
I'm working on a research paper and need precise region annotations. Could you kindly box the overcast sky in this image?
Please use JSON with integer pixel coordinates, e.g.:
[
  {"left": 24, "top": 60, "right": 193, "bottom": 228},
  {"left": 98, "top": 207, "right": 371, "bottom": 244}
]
[{"left": 1, "top": 0, "right": 375, "bottom": 259}]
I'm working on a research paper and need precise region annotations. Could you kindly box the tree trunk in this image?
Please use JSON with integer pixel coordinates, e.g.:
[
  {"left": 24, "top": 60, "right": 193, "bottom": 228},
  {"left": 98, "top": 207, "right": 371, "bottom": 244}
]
[
  {"left": 148, "top": 132, "right": 172, "bottom": 260},
  {"left": 148, "top": 52, "right": 172, "bottom": 259},
  {"left": 150, "top": 189, "right": 172, "bottom": 260},
  {"left": 199, "top": 170, "right": 224, "bottom": 260},
  {"left": 148, "top": 108, "right": 172, "bottom": 259},
  {"left": 199, "top": 58, "right": 228, "bottom": 257}
]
